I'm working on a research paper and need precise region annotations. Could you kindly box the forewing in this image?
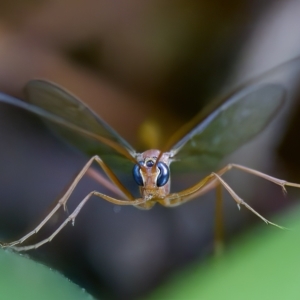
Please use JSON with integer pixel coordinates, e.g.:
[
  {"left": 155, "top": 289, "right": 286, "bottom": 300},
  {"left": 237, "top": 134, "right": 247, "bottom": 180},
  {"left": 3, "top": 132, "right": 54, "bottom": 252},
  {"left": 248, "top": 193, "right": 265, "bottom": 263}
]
[
  {"left": 0, "top": 82, "right": 136, "bottom": 174},
  {"left": 169, "top": 84, "right": 285, "bottom": 171},
  {"left": 24, "top": 80, "right": 136, "bottom": 163}
]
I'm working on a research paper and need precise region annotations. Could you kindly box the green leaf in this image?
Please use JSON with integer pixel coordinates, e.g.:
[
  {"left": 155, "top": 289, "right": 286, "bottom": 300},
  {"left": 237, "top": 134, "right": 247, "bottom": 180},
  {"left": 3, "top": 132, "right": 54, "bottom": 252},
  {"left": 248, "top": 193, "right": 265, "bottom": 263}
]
[
  {"left": 0, "top": 249, "right": 94, "bottom": 300},
  {"left": 145, "top": 205, "right": 300, "bottom": 300}
]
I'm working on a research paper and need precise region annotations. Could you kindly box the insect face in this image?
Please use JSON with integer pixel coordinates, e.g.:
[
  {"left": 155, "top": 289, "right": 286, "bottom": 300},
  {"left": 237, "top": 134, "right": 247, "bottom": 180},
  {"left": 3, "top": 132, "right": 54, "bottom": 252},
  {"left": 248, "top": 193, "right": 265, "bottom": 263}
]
[{"left": 133, "top": 149, "right": 171, "bottom": 200}]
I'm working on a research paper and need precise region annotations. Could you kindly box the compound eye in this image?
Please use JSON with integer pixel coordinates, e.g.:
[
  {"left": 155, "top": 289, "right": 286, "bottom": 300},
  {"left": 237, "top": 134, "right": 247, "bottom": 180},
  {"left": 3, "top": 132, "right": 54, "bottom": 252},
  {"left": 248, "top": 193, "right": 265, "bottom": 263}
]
[
  {"left": 132, "top": 162, "right": 144, "bottom": 186},
  {"left": 156, "top": 162, "right": 169, "bottom": 187}
]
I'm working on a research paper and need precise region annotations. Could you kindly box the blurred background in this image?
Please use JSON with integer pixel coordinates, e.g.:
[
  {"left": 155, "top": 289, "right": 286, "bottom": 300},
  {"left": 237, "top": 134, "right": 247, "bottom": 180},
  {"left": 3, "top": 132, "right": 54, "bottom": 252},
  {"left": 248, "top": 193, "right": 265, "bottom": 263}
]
[{"left": 0, "top": 0, "right": 300, "bottom": 299}]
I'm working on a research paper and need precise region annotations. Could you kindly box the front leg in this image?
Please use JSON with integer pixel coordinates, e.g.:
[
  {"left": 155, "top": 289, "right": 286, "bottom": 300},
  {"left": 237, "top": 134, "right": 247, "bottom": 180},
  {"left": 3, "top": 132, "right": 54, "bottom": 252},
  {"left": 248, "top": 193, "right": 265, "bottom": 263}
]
[
  {"left": 6, "top": 192, "right": 146, "bottom": 251},
  {"left": 0, "top": 155, "right": 135, "bottom": 249},
  {"left": 158, "top": 173, "right": 216, "bottom": 207},
  {"left": 159, "top": 172, "right": 284, "bottom": 229}
]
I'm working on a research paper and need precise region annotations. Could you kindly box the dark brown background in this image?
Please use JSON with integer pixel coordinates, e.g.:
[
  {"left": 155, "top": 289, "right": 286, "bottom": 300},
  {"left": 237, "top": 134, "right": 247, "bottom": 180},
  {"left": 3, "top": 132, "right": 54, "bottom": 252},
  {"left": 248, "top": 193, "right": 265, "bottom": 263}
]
[{"left": 0, "top": 1, "right": 300, "bottom": 299}]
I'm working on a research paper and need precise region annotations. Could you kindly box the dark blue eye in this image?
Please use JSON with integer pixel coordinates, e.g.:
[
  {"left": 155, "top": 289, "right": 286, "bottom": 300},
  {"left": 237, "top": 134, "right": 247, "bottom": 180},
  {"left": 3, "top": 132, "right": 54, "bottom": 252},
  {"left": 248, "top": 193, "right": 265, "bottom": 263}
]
[
  {"left": 133, "top": 162, "right": 143, "bottom": 186},
  {"left": 157, "top": 162, "right": 169, "bottom": 187},
  {"left": 146, "top": 160, "right": 154, "bottom": 167}
]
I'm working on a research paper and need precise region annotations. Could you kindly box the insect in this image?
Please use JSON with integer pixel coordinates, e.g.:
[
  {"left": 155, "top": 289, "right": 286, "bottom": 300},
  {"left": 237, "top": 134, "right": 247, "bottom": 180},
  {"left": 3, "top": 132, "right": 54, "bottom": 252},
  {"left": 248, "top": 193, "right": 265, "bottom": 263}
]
[{"left": 0, "top": 60, "right": 300, "bottom": 251}]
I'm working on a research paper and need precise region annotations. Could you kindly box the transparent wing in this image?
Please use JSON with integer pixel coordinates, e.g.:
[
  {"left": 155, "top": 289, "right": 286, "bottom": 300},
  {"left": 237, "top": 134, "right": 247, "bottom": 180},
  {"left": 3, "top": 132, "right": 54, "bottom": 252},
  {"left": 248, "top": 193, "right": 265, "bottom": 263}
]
[
  {"left": 24, "top": 80, "right": 136, "bottom": 160},
  {"left": 169, "top": 84, "right": 285, "bottom": 171},
  {"left": 0, "top": 81, "right": 137, "bottom": 168}
]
